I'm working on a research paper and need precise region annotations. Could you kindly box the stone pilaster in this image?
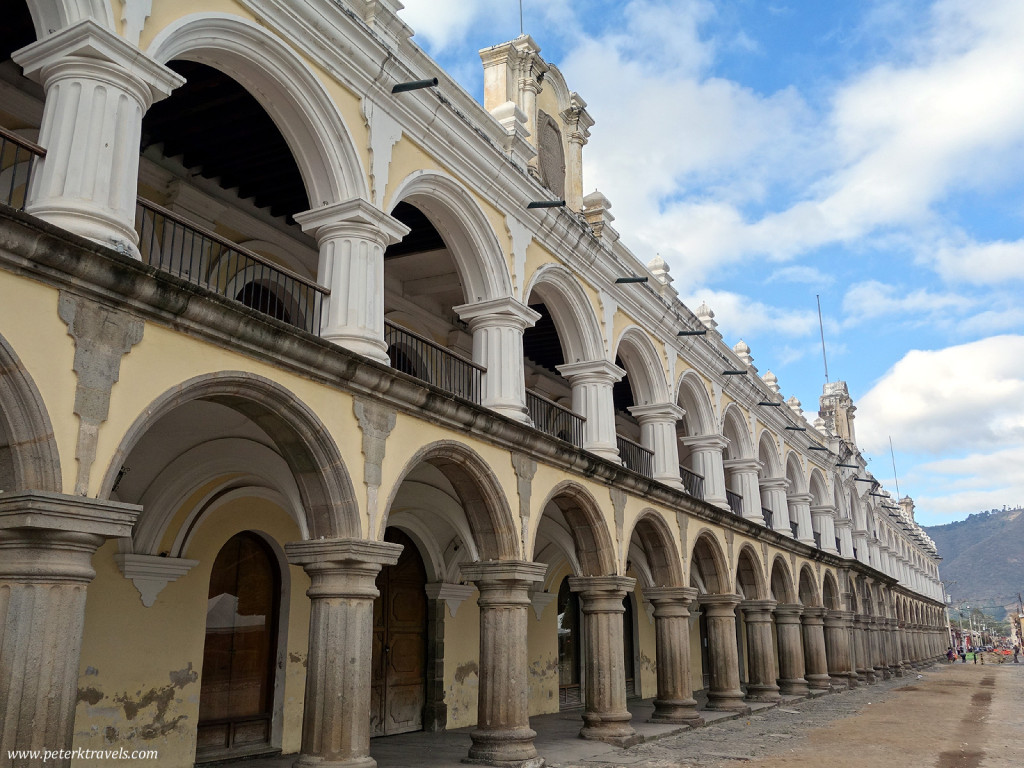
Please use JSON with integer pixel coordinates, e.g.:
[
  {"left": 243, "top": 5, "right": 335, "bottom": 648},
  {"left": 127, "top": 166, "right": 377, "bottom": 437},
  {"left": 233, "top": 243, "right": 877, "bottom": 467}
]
[
  {"left": 628, "top": 403, "right": 685, "bottom": 488},
  {"left": 556, "top": 360, "right": 625, "bottom": 463},
  {"left": 568, "top": 576, "right": 639, "bottom": 746},
  {"left": 456, "top": 298, "right": 540, "bottom": 423},
  {"left": 801, "top": 607, "right": 831, "bottom": 690},
  {"left": 699, "top": 594, "right": 749, "bottom": 712},
  {"left": 723, "top": 458, "right": 765, "bottom": 523},
  {"left": 14, "top": 20, "right": 183, "bottom": 257},
  {"left": 285, "top": 539, "right": 403, "bottom": 768},
  {"left": 823, "top": 610, "right": 853, "bottom": 689},
  {"left": 645, "top": 587, "right": 703, "bottom": 724},
  {"left": 758, "top": 477, "right": 791, "bottom": 533},
  {"left": 0, "top": 492, "right": 138, "bottom": 768},
  {"left": 741, "top": 599, "right": 780, "bottom": 702},
  {"left": 560, "top": 95, "right": 593, "bottom": 212},
  {"left": 681, "top": 435, "right": 730, "bottom": 512},
  {"left": 295, "top": 199, "right": 409, "bottom": 362},
  {"left": 460, "top": 561, "right": 547, "bottom": 767},
  {"left": 775, "top": 604, "right": 809, "bottom": 696}
]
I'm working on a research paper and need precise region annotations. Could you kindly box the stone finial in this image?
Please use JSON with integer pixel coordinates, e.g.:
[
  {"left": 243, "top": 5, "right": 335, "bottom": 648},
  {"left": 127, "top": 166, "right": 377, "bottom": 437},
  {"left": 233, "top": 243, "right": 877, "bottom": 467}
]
[
  {"left": 787, "top": 395, "right": 802, "bottom": 417},
  {"left": 582, "top": 190, "right": 618, "bottom": 243},
  {"left": 813, "top": 416, "right": 828, "bottom": 434},
  {"left": 695, "top": 301, "right": 718, "bottom": 330},
  {"left": 490, "top": 100, "right": 536, "bottom": 167},
  {"left": 648, "top": 254, "right": 672, "bottom": 285},
  {"left": 763, "top": 370, "right": 780, "bottom": 394},
  {"left": 733, "top": 339, "right": 752, "bottom": 367}
]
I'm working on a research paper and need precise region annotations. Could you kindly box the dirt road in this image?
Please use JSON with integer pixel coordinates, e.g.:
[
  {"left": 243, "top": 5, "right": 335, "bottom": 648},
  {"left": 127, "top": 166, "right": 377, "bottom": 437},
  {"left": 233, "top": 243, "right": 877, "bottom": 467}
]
[{"left": 566, "top": 661, "right": 1024, "bottom": 768}]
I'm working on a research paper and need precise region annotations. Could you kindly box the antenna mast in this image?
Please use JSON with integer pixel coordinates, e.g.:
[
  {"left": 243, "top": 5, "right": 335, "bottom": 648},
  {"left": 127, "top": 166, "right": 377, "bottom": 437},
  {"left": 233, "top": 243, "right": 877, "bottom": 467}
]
[
  {"left": 817, "top": 294, "right": 829, "bottom": 383},
  {"left": 520, "top": 0, "right": 524, "bottom": 34},
  {"left": 889, "top": 436, "right": 901, "bottom": 500}
]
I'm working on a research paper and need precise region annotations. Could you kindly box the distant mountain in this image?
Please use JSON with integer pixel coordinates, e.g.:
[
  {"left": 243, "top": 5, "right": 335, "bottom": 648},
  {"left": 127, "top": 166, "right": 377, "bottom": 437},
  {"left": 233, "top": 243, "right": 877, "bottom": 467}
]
[{"left": 923, "top": 507, "right": 1024, "bottom": 619}]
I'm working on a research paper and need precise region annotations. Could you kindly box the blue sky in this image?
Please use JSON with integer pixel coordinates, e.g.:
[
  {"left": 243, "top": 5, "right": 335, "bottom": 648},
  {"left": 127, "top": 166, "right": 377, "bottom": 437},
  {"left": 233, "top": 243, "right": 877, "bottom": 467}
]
[{"left": 397, "top": 0, "right": 1024, "bottom": 526}]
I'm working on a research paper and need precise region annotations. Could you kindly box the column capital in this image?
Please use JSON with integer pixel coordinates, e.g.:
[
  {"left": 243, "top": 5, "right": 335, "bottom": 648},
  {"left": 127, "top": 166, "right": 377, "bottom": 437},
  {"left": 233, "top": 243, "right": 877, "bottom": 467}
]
[
  {"left": 774, "top": 603, "right": 805, "bottom": 621},
  {"left": 295, "top": 197, "right": 410, "bottom": 245},
  {"left": 788, "top": 492, "right": 813, "bottom": 505},
  {"left": 556, "top": 358, "right": 626, "bottom": 385},
  {"left": 459, "top": 559, "right": 547, "bottom": 585},
  {"left": 644, "top": 585, "right": 698, "bottom": 604},
  {"left": 759, "top": 476, "right": 789, "bottom": 491},
  {"left": 285, "top": 538, "right": 402, "bottom": 599},
  {"left": 801, "top": 606, "right": 826, "bottom": 622},
  {"left": 741, "top": 599, "right": 778, "bottom": 622},
  {"left": 454, "top": 296, "right": 541, "bottom": 331},
  {"left": 627, "top": 402, "right": 685, "bottom": 424},
  {"left": 698, "top": 592, "right": 743, "bottom": 616},
  {"left": 825, "top": 609, "right": 855, "bottom": 625},
  {"left": 682, "top": 434, "right": 729, "bottom": 452},
  {"left": 14, "top": 19, "right": 183, "bottom": 104},
  {"left": 568, "top": 574, "right": 635, "bottom": 597},
  {"left": 0, "top": 490, "right": 139, "bottom": 539},
  {"left": 723, "top": 457, "right": 762, "bottom": 473},
  {"left": 810, "top": 504, "right": 837, "bottom": 517}
]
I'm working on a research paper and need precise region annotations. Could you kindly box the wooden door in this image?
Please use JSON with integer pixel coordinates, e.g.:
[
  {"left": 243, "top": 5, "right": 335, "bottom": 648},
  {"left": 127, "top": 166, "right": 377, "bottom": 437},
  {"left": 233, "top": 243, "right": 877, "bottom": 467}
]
[
  {"left": 557, "top": 577, "right": 582, "bottom": 709},
  {"left": 197, "top": 532, "right": 279, "bottom": 758},
  {"left": 371, "top": 529, "right": 427, "bottom": 736}
]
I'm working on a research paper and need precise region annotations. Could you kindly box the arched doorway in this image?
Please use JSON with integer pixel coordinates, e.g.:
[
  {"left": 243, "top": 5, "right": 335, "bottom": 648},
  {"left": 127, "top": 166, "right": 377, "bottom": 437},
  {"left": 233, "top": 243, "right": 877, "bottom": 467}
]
[
  {"left": 197, "top": 531, "right": 281, "bottom": 759},
  {"left": 557, "top": 575, "right": 583, "bottom": 708},
  {"left": 371, "top": 528, "right": 428, "bottom": 736}
]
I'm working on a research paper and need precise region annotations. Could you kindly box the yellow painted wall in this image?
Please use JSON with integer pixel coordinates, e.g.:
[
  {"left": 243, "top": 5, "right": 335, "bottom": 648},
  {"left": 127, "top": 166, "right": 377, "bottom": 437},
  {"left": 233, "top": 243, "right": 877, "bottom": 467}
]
[
  {"left": 74, "top": 496, "right": 309, "bottom": 767},
  {"left": 527, "top": 585, "right": 559, "bottom": 716},
  {"left": 634, "top": 584, "right": 658, "bottom": 699},
  {"left": 442, "top": 588, "right": 480, "bottom": 729}
]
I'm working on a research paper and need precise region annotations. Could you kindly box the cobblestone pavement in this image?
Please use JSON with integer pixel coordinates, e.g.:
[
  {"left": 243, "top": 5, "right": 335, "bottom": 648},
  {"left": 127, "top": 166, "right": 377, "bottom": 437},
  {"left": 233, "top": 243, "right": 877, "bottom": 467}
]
[{"left": 557, "top": 660, "right": 1024, "bottom": 768}]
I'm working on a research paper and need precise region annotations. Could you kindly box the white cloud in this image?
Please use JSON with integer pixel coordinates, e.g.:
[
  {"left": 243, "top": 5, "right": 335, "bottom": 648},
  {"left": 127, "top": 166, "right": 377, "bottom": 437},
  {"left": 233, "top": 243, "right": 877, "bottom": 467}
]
[
  {"left": 841, "top": 280, "right": 974, "bottom": 325},
  {"left": 929, "top": 238, "right": 1024, "bottom": 285},
  {"left": 908, "top": 446, "right": 1024, "bottom": 521},
  {"left": 857, "top": 335, "right": 1024, "bottom": 455},
  {"left": 681, "top": 288, "right": 818, "bottom": 340},
  {"left": 398, "top": 0, "right": 489, "bottom": 52},
  {"left": 767, "top": 266, "right": 834, "bottom": 286}
]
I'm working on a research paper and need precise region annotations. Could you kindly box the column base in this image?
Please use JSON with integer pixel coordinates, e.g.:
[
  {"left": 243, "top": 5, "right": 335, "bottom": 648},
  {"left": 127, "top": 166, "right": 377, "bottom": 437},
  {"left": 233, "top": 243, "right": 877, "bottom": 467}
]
[
  {"left": 293, "top": 755, "right": 376, "bottom": 768},
  {"left": 744, "top": 684, "right": 781, "bottom": 703},
  {"left": 650, "top": 698, "right": 704, "bottom": 725},
  {"left": 778, "top": 680, "right": 809, "bottom": 697},
  {"left": 705, "top": 692, "right": 751, "bottom": 714},
  {"left": 467, "top": 727, "right": 541, "bottom": 766},
  {"left": 829, "top": 675, "right": 850, "bottom": 690},
  {"left": 846, "top": 672, "right": 859, "bottom": 689},
  {"left": 806, "top": 674, "right": 832, "bottom": 691},
  {"left": 322, "top": 332, "right": 390, "bottom": 365},
  {"left": 579, "top": 713, "right": 640, "bottom": 747},
  {"left": 864, "top": 669, "right": 876, "bottom": 683}
]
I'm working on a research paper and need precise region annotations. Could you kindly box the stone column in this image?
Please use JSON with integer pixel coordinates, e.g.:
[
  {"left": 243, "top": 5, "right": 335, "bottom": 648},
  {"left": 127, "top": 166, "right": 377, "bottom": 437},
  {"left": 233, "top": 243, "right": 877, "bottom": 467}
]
[
  {"left": 455, "top": 298, "right": 540, "bottom": 422},
  {"left": 682, "top": 435, "right": 730, "bottom": 511},
  {"left": 786, "top": 492, "right": 815, "bottom": 546},
  {"left": 845, "top": 614, "right": 861, "bottom": 688},
  {"left": 0, "top": 492, "right": 138, "bottom": 768},
  {"left": 285, "top": 539, "right": 403, "bottom": 768},
  {"left": 775, "top": 604, "right": 809, "bottom": 696},
  {"left": 852, "top": 531, "right": 869, "bottom": 564},
  {"left": 870, "top": 617, "right": 890, "bottom": 680},
  {"left": 823, "top": 610, "right": 853, "bottom": 689},
  {"left": 699, "top": 594, "right": 749, "bottom": 712},
  {"left": 887, "top": 618, "right": 904, "bottom": 677},
  {"left": 645, "top": 587, "right": 703, "bottom": 724},
  {"left": 900, "top": 622, "right": 914, "bottom": 670},
  {"left": 568, "top": 576, "right": 639, "bottom": 746},
  {"left": 741, "top": 599, "right": 780, "bottom": 702},
  {"left": 759, "top": 477, "right": 790, "bottom": 533},
  {"left": 295, "top": 199, "right": 409, "bottom": 362},
  {"left": 461, "top": 561, "right": 547, "bottom": 767},
  {"left": 560, "top": 97, "right": 593, "bottom": 212},
  {"left": 556, "top": 360, "right": 625, "bottom": 463},
  {"left": 628, "top": 403, "right": 685, "bottom": 488},
  {"left": 810, "top": 505, "right": 839, "bottom": 554},
  {"left": 14, "top": 20, "right": 183, "bottom": 257},
  {"left": 855, "top": 615, "right": 875, "bottom": 683},
  {"left": 723, "top": 458, "right": 765, "bottom": 523},
  {"left": 801, "top": 607, "right": 831, "bottom": 691}
]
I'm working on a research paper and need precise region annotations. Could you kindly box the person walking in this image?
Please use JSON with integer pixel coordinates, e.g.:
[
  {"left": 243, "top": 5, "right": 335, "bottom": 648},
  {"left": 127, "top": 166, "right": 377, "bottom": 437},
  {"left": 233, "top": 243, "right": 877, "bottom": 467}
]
[
  {"left": 1014, "top": 644, "right": 1020, "bottom": 663},
  {"left": 959, "top": 647, "right": 967, "bottom": 663}
]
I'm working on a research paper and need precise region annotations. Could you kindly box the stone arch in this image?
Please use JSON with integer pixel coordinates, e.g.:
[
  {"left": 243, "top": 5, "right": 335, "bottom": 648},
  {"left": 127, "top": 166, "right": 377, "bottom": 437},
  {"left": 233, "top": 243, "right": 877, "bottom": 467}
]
[
  {"left": 849, "top": 488, "right": 867, "bottom": 530},
  {"left": 808, "top": 469, "right": 829, "bottom": 506},
  {"left": 675, "top": 370, "right": 716, "bottom": 435},
  {"left": 99, "top": 371, "right": 359, "bottom": 539},
  {"left": 612, "top": 327, "right": 669, "bottom": 406},
  {"left": 735, "top": 544, "right": 767, "bottom": 600},
  {"left": 822, "top": 570, "right": 841, "bottom": 610},
  {"left": 535, "top": 481, "right": 617, "bottom": 578},
  {"left": 798, "top": 565, "right": 820, "bottom": 606},
  {"left": 386, "top": 170, "right": 512, "bottom": 304},
  {"left": 721, "top": 404, "right": 754, "bottom": 459},
  {"left": 757, "top": 430, "right": 782, "bottom": 477},
  {"left": 785, "top": 452, "right": 807, "bottom": 494},
  {"left": 21, "top": 0, "right": 114, "bottom": 37},
  {"left": 623, "top": 509, "right": 684, "bottom": 588},
  {"left": 689, "top": 531, "right": 729, "bottom": 594},
  {"left": 147, "top": 13, "right": 368, "bottom": 207},
  {"left": 0, "top": 333, "right": 62, "bottom": 492},
  {"left": 384, "top": 440, "right": 520, "bottom": 562},
  {"left": 524, "top": 264, "right": 604, "bottom": 363},
  {"left": 769, "top": 556, "right": 796, "bottom": 603}
]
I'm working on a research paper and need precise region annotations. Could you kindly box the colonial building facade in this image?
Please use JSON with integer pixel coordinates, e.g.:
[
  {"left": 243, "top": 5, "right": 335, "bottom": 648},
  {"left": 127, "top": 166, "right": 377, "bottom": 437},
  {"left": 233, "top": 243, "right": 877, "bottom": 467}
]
[{"left": 0, "top": 2, "right": 947, "bottom": 767}]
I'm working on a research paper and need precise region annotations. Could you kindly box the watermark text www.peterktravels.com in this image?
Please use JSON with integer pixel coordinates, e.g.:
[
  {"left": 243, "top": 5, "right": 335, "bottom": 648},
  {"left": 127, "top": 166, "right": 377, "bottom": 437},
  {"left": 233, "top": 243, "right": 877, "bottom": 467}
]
[{"left": 6, "top": 748, "right": 159, "bottom": 762}]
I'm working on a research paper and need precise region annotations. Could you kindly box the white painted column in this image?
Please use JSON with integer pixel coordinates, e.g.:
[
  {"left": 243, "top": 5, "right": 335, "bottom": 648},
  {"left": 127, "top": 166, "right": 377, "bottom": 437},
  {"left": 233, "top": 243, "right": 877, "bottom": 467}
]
[
  {"left": 295, "top": 199, "right": 410, "bottom": 362},
  {"left": 14, "top": 20, "right": 183, "bottom": 257},
  {"left": 723, "top": 458, "right": 765, "bottom": 524},
  {"left": 811, "top": 504, "right": 839, "bottom": 553},
  {"left": 759, "top": 477, "right": 791, "bottom": 534},
  {"left": 455, "top": 297, "right": 540, "bottom": 423},
  {"left": 628, "top": 403, "right": 684, "bottom": 488},
  {"left": 835, "top": 519, "right": 854, "bottom": 558},
  {"left": 557, "top": 360, "right": 625, "bottom": 463},
  {"left": 787, "top": 492, "right": 815, "bottom": 546},
  {"left": 853, "top": 531, "right": 870, "bottom": 564},
  {"left": 681, "top": 435, "right": 729, "bottom": 511}
]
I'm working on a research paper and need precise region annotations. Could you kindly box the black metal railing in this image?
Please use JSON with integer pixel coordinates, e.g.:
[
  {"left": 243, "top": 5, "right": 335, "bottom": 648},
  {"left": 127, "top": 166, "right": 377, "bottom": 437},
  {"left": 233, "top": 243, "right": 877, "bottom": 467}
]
[
  {"left": 617, "top": 435, "right": 654, "bottom": 478},
  {"left": 813, "top": 531, "right": 822, "bottom": 549},
  {"left": 835, "top": 537, "right": 842, "bottom": 553},
  {"left": 790, "top": 521, "right": 799, "bottom": 538},
  {"left": 384, "top": 320, "right": 484, "bottom": 404},
  {"left": 0, "top": 126, "right": 45, "bottom": 211},
  {"left": 762, "top": 507, "right": 774, "bottom": 529},
  {"left": 135, "top": 198, "right": 327, "bottom": 335},
  {"left": 526, "top": 390, "right": 585, "bottom": 447},
  {"left": 680, "top": 465, "right": 705, "bottom": 499},
  {"left": 853, "top": 546, "right": 859, "bottom": 560},
  {"left": 726, "top": 489, "right": 743, "bottom": 515}
]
